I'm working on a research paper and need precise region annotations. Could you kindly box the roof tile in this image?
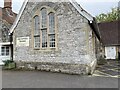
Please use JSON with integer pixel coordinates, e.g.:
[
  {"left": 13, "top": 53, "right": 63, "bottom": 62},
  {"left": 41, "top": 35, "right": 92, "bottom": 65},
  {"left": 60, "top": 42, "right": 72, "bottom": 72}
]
[{"left": 98, "top": 20, "right": 120, "bottom": 46}]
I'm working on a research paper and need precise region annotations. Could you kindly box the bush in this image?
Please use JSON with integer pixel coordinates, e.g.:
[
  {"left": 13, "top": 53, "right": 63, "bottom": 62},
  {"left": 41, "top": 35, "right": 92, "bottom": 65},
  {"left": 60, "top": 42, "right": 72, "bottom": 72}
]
[
  {"left": 3, "top": 60, "right": 14, "bottom": 66},
  {"left": 2, "top": 60, "right": 16, "bottom": 69}
]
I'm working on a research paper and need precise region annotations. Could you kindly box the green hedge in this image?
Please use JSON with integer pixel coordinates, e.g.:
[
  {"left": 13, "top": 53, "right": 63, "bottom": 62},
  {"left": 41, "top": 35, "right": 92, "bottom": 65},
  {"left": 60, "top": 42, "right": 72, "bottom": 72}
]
[{"left": 3, "top": 60, "right": 16, "bottom": 69}]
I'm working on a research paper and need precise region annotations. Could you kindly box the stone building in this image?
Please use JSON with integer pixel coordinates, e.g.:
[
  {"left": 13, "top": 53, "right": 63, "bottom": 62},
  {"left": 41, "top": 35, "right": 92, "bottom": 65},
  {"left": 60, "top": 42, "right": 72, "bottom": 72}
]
[
  {"left": 0, "top": 0, "right": 17, "bottom": 62},
  {"left": 98, "top": 20, "right": 120, "bottom": 60},
  {"left": 9, "top": 0, "right": 101, "bottom": 75}
]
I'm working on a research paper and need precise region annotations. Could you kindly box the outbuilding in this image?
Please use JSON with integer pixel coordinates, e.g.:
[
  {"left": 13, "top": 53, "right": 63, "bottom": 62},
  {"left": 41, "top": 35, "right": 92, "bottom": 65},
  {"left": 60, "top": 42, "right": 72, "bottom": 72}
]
[{"left": 98, "top": 20, "right": 120, "bottom": 60}]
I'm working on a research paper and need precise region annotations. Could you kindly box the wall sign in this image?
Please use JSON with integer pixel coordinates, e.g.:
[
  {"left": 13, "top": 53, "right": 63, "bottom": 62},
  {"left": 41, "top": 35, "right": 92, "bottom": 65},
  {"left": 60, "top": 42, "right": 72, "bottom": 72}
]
[{"left": 16, "top": 37, "right": 29, "bottom": 46}]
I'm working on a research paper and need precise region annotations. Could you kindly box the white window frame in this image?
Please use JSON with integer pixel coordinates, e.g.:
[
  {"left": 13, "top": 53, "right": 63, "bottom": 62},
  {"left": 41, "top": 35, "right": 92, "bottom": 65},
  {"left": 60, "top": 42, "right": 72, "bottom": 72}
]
[{"left": 1, "top": 46, "right": 10, "bottom": 56}]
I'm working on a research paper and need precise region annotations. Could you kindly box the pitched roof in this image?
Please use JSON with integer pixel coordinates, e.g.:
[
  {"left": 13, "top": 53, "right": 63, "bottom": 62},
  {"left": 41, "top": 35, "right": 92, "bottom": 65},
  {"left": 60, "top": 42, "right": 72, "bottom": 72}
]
[
  {"left": 98, "top": 20, "right": 119, "bottom": 46},
  {"left": 2, "top": 8, "right": 17, "bottom": 25},
  {"left": 9, "top": 0, "right": 94, "bottom": 34}
]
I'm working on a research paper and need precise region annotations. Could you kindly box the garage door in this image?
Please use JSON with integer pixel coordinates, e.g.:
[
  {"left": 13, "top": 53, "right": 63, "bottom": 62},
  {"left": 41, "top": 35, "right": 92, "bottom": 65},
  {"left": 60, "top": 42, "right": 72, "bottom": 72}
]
[{"left": 105, "top": 46, "right": 116, "bottom": 59}]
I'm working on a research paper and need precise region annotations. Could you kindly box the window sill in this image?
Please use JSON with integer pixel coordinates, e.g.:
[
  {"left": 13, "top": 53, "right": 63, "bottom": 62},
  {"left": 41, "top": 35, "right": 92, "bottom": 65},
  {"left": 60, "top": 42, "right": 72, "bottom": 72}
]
[
  {"left": 33, "top": 47, "right": 58, "bottom": 52},
  {"left": 34, "top": 48, "right": 40, "bottom": 50}
]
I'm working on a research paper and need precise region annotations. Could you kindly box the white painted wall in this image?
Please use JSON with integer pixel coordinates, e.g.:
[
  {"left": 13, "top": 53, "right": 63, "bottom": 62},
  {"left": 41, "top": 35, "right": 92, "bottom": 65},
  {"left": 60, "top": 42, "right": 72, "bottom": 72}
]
[
  {"left": 105, "top": 46, "right": 116, "bottom": 59},
  {"left": 0, "top": 45, "right": 5, "bottom": 65},
  {"left": 0, "top": 45, "right": 1, "bottom": 60}
]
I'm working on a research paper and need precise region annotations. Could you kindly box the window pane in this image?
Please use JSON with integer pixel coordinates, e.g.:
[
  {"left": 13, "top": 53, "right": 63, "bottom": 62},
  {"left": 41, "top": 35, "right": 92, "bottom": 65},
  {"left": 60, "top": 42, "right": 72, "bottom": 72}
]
[
  {"left": 6, "top": 47, "right": 9, "bottom": 50},
  {"left": 1, "top": 53, "right": 5, "bottom": 56},
  {"left": 42, "top": 30, "right": 47, "bottom": 48},
  {"left": 6, "top": 47, "right": 9, "bottom": 56},
  {"left": 49, "top": 35, "right": 55, "bottom": 47},
  {"left": 41, "top": 8, "right": 47, "bottom": 28},
  {"left": 50, "top": 35, "right": 55, "bottom": 41},
  {"left": 49, "top": 12, "right": 55, "bottom": 34},
  {"left": 1, "top": 47, "right": 5, "bottom": 52},
  {"left": 50, "top": 42, "right": 55, "bottom": 47},
  {"left": 1, "top": 47, "right": 5, "bottom": 56},
  {"left": 34, "top": 36, "right": 40, "bottom": 48},
  {"left": 1, "top": 47, "right": 9, "bottom": 56},
  {"left": 34, "top": 16, "right": 40, "bottom": 35}
]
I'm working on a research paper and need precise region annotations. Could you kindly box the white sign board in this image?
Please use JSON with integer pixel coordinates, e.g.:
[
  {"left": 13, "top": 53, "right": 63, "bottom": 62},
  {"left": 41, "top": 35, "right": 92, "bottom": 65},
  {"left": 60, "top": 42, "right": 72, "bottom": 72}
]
[{"left": 16, "top": 37, "right": 29, "bottom": 46}]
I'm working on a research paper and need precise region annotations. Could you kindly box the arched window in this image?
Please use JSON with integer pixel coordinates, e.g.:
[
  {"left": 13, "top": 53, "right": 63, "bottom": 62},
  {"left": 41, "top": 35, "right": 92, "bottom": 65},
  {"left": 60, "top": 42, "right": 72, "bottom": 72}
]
[
  {"left": 49, "top": 12, "right": 55, "bottom": 34},
  {"left": 34, "top": 15, "right": 40, "bottom": 34},
  {"left": 41, "top": 8, "right": 47, "bottom": 48},
  {"left": 34, "top": 15, "right": 40, "bottom": 48},
  {"left": 41, "top": 8, "right": 47, "bottom": 28},
  {"left": 49, "top": 12, "right": 55, "bottom": 47},
  {"left": 33, "top": 7, "right": 56, "bottom": 49}
]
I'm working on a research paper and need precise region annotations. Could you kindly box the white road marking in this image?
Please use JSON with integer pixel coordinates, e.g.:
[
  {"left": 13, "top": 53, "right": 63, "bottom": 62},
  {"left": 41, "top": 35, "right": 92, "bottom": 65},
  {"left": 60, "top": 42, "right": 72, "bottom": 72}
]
[{"left": 93, "top": 70, "right": 119, "bottom": 78}]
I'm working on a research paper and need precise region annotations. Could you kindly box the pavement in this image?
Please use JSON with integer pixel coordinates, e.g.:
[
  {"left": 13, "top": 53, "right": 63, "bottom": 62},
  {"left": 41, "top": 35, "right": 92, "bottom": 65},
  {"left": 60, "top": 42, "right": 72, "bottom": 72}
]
[
  {"left": 1, "top": 60, "right": 120, "bottom": 88},
  {"left": 93, "top": 60, "right": 120, "bottom": 78},
  {"left": 2, "top": 70, "right": 119, "bottom": 88}
]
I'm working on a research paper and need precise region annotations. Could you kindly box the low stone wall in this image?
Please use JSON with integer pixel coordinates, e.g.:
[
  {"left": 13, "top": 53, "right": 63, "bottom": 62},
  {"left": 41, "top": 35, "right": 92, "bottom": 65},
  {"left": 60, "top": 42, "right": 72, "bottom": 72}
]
[{"left": 15, "top": 61, "right": 93, "bottom": 75}]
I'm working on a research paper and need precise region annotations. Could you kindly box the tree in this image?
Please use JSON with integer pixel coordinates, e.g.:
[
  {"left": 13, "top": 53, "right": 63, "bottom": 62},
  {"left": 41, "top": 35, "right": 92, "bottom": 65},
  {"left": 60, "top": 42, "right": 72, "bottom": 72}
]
[{"left": 96, "top": 7, "right": 119, "bottom": 22}]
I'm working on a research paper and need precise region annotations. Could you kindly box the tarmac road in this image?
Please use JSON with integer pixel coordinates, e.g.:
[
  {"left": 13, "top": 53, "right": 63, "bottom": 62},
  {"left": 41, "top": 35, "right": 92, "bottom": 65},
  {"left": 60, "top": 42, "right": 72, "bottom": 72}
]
[{"left": 2, "top": 70, "right": 119, "bottom": 88}]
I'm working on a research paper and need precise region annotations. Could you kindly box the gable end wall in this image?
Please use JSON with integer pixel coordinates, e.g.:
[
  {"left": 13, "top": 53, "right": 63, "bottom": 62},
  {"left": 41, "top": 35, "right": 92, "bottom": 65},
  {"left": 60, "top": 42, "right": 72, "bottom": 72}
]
[{"left": 13, "top": 2, "right": 97, "bottom": 75}]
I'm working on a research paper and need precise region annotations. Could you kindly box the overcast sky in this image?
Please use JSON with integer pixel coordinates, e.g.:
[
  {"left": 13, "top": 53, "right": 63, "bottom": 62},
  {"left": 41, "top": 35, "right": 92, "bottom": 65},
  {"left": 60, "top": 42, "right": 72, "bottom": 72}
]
[{"left": 0, "top": 0, "right": 119, "bottom": 16}]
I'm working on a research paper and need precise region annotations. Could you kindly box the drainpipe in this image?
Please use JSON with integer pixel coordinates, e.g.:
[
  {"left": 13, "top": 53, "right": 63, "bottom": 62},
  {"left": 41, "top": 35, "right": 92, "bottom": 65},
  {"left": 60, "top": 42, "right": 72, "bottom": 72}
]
[{"left": 9, "top": 33, "right": 13, "bottom": 61}]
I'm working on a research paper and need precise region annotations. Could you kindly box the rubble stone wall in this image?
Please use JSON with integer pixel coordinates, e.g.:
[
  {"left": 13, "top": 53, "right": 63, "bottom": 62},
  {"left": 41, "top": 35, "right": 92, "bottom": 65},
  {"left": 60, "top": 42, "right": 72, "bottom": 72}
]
[{"left": 13, "top": 1, "right": 97, "bottom": 75}]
